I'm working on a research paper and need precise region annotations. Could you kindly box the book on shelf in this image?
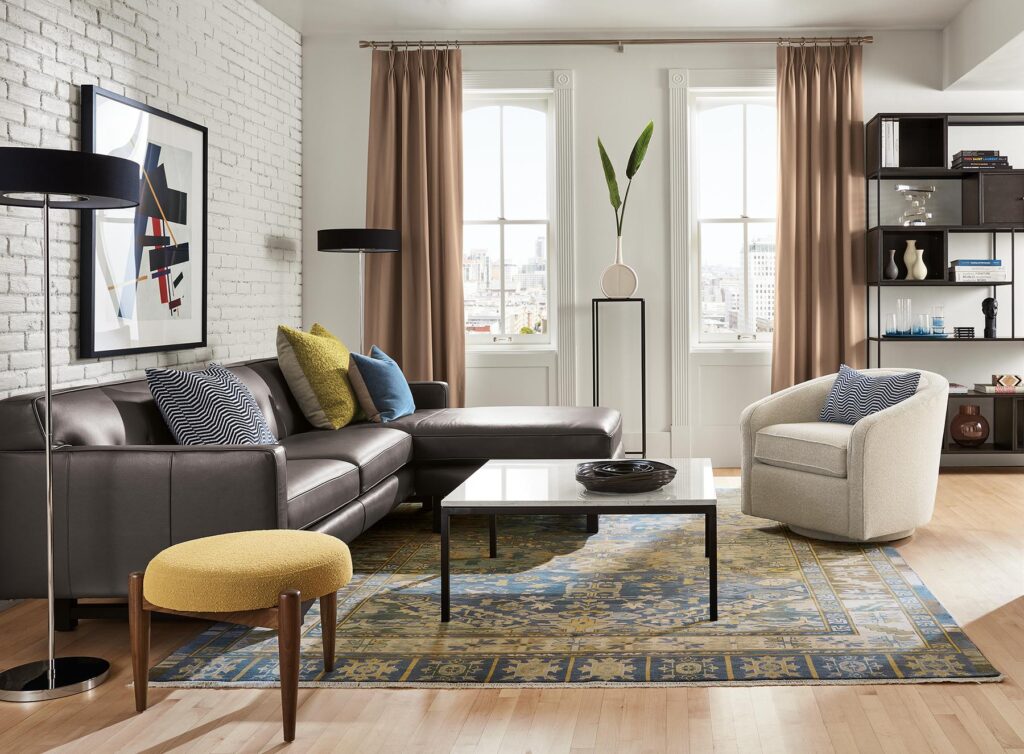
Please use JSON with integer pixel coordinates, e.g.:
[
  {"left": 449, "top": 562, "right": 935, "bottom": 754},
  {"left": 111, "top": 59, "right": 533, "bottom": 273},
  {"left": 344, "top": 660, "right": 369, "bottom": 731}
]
[
  {"left": 881, "top": 119, "right": 899, "bottom": 168},
  {"left": 993, "top": 374, "right": 1024, "bottom": 386},
  {"left": 949, "top": 383, "right": 970, "bottom": 394},
  {"left": 951, "top": 259, "right": 1002, "bottom": 267},
  {"left": 954, "top": 150, "right": 1000, "bottom": 158},
  {"left": 949, "top": 267, "right": 1010, "bottom": 282},
  {"left": 955, "top": 163, "right": 1013, "bottom": 170},
  {"left": 954, "top": 155, "right": 1006, "bottom": 162},
  {"left": 974, "top": 384, "right": 1024, "bottom": 394}
]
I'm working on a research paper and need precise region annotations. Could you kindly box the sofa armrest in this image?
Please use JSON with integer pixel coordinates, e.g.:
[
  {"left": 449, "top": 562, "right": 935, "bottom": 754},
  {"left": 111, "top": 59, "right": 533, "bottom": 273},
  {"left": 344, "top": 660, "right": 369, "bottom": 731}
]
[
  {"left": 739, "top": 374, "right": 837, "bottom": 512},
  {"left": 847, "top": 375, "right": 949, "bottom": 539},
  {"left": 0, "top": 444, "right": 287, "bottom": 599},
  {"left": 408, "top": 381, "right": 449, "bottom": 410}
]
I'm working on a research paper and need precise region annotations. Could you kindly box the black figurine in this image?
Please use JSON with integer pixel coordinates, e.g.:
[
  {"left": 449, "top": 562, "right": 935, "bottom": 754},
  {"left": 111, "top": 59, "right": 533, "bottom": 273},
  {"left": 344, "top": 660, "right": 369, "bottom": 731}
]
[{"left": 983, "top": 297, "right": 998, "bottom": 339}]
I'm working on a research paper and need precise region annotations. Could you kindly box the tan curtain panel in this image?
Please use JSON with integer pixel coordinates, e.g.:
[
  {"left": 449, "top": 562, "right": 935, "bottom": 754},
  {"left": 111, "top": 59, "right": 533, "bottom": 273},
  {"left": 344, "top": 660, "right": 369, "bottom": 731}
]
[
  {"left": 365, "top": 48, "right": 466, "bottom": 406},
  {"left": 772, "top": 44, "right": 866, "bottom": 392}
]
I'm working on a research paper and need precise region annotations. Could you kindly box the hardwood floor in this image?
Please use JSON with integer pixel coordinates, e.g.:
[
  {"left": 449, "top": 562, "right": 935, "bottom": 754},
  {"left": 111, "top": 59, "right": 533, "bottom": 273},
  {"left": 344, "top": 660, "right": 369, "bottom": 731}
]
[{"left": 1, "top": 470, "right": 1022, "bottom": 753}]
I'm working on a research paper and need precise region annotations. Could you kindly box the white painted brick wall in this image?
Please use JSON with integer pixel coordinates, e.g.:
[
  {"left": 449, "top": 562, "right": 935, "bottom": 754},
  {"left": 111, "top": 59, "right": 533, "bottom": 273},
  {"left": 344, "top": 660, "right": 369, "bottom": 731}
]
[{"left": 0, "top": 0, "right": 302, "bottom": 397}]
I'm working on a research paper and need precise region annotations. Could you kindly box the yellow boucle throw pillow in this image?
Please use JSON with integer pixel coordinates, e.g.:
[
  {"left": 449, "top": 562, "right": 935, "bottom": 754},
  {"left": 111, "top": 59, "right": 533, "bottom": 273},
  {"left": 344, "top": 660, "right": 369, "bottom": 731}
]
[{"left": 276, "top": 323, "right": 360, "bottom": 429}]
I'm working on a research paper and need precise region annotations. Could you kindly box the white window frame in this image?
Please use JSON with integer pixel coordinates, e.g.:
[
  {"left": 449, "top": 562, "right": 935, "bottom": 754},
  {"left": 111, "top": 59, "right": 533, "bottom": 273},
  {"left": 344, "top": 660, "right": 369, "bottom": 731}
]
[
  {"left": 687, "top": 86, "right": 776, "bottom": 348},
  {"left": 463, "top": 91, "right": 554, "bottom": 345}
]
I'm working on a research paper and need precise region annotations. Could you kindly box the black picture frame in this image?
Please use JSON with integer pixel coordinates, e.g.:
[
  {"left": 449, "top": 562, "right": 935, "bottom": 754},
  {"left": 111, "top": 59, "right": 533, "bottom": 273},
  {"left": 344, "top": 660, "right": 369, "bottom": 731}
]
[{"left": 79, "top": 85, "right": 208, "bottom": 358}]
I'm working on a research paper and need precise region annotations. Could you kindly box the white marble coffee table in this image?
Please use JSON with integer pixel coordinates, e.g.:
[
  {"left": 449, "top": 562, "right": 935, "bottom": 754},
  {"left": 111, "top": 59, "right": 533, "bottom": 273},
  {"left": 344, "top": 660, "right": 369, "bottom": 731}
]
[{"left": 439, "top": 458, "right": 718, "bottom": 623}]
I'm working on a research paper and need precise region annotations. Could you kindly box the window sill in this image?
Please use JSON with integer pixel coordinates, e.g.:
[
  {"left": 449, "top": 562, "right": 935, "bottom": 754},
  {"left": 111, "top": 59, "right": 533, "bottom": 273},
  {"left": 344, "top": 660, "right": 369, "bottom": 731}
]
[
  {"left": 466, "top": 343, "right": 557, "bottom": 354},
  {"left": 690, "top": 342, "right": 773, "bottom": 355}
]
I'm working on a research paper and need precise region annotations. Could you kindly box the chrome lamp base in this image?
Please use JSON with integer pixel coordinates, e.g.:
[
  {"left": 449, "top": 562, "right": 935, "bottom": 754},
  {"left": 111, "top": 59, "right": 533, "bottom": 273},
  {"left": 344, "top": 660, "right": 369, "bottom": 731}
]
[{"left": 0, "top": 657, "right": 110, "bottom": 702}]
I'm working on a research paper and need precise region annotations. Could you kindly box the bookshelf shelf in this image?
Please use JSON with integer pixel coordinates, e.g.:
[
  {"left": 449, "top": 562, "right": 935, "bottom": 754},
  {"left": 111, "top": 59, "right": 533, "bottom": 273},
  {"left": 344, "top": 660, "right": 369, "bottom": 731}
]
[{"left": 865, "top": 112, "right": 1024, "bottom": 463}]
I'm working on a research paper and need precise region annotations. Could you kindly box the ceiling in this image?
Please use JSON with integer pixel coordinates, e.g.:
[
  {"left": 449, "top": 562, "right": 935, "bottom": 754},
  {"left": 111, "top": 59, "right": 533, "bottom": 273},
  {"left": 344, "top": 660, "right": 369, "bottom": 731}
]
[{"left": 255, "top": 0, "right": 973, "bottom": 35}]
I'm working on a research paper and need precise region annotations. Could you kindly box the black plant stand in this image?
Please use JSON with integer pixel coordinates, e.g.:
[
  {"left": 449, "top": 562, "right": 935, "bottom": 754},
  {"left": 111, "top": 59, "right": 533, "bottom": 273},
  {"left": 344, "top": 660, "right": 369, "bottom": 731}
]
[{"left": 592, "top": 297, "right": 647, "bottom": 457}]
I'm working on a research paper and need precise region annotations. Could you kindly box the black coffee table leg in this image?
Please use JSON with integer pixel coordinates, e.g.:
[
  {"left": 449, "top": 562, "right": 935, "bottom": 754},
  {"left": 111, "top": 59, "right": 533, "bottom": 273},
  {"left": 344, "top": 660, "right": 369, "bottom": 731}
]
[
  {"left": 441, "top": 510, "right": 451, "bottom": 622},
  {"left": 489, "top": 514, "right": 497, "bottom": 558},
  {"left": 586, "top": 514, "right": 599, "bottom": 534},
  {"left": 705, "top": 510, "right": 717, "bottom": 622}
]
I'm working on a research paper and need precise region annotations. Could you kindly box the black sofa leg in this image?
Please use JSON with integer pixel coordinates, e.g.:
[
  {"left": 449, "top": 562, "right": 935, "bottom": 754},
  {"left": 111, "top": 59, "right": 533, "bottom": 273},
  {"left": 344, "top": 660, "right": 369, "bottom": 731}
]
[
  {"left": 55, "top": 598, "right": 79, "bottom": 631},
  {"left": 587, "top": 514, "right": 599, "bottom": 534}
]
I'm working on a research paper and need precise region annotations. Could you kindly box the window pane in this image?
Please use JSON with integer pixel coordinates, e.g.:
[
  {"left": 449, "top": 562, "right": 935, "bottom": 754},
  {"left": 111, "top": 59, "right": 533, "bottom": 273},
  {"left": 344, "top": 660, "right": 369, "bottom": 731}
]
[
  {"left": 699, "top": 222, "right": 745, "bottom": 336},
  {"left": 463, "top": 105, "right": 501, "bottom": 221},
  {"left": 748, "top": 222, "right": 776, "bottom": 334},
  {"left": 503, "top": 224, "right": 548, "bottom": 335},
  {"left": 696, "top": 102, "right": 743, "bottom": 218},
  {"left": 502, "top": 104, "right": 548, "bottom": 220},
  {"left": 463, "top": 224, "right": 501, "bottom": 334},
  {"left": 746, "top": 104, "right": 777, "bottom": 218}
]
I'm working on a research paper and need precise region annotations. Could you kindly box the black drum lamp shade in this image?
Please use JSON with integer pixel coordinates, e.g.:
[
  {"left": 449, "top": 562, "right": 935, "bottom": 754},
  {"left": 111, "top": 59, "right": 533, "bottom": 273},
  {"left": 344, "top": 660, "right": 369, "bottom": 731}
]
[
  {"left": 0, "top": 147, "right": 140, "bottom": 209},
  {"left": 318, "top": 228, "right": 401, "bottom": 253}
]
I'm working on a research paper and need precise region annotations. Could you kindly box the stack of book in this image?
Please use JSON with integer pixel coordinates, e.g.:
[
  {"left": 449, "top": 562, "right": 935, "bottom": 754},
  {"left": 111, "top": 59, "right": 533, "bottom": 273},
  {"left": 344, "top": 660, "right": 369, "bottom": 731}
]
[
  {"left": 949, "top": 383, "right": 969, "bottom": 395},
  {"left": 974, "top": 374, "right": 1024, "bottom": 393},
  {"left": 954, "top": 327, "right": 975, "bottom": 339},
  {"left": 952, "top": 150, "right": 1012, "bottom": 170},
  {"left": 948, "top": 259, "right": 1008, "bottom": 282}
]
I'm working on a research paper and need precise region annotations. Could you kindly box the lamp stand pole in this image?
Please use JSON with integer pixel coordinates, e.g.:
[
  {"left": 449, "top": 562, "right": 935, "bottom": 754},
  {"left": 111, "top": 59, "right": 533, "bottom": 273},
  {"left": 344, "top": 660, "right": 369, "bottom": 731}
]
[{"left": 0, "top": 195, "right": 111, "bottom": 703}]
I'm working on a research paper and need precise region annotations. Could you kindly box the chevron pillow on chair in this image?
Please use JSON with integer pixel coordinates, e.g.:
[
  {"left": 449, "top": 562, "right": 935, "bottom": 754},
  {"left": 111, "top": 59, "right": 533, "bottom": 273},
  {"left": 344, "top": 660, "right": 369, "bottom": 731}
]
[
  {"left": 820, "top": 364, "right": 921, "bottom": 425},
  {"left": 146, "top": 363, "right": 277, "bottom": 445}
]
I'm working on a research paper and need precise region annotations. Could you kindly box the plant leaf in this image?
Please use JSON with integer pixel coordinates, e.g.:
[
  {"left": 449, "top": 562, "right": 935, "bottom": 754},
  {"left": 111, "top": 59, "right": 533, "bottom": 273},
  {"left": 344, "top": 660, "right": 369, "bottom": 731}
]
[
  {"left": 597, "top": 138, "right": 621, "bottom": 210},
  {"left": 625, "top": 121, "right": 654, "bottom": 179}
]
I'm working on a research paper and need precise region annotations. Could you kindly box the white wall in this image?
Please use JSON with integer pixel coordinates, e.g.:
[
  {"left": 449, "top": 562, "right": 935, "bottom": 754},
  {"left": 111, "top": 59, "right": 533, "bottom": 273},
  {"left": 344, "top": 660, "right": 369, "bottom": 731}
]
[
  {"left": 0, "top": 0, "right": 303, "bottom": 398},
  {"left": 302, "top": 30, "right": 1024, "bottom": 464}
]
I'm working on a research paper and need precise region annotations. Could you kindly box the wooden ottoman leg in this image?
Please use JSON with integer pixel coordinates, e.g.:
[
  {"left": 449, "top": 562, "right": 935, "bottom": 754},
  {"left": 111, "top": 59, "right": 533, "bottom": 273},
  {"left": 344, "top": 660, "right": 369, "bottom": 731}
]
[
  {"left": 278, "top": 589, "right": 301, "bottom": 742},
  {"left": 128, "top": 572, "right": 150, "bottom": 713},
  {"left": 320, "top": 591, "right": 337, "bottom": 673}
]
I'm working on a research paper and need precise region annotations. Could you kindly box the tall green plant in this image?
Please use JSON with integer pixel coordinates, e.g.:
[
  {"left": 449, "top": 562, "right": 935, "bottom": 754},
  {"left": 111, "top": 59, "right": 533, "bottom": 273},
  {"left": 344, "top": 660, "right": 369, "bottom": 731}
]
[{"left": 597, "top": 121, "right": 654, "bottom": 237}]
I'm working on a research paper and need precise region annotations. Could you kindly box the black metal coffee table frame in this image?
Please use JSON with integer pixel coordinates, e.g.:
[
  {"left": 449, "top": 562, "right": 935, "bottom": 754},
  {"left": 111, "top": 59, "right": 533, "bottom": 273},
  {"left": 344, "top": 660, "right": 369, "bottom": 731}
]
[{"left": 439, "top": 505, "right": 718, "bottom": 623}]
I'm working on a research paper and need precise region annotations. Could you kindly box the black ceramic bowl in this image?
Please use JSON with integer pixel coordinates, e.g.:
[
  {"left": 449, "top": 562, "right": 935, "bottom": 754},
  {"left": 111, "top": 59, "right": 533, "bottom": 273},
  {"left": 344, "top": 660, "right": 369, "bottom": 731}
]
[{"left": 575, "top": 460, "right": 677, "bottom": 494}]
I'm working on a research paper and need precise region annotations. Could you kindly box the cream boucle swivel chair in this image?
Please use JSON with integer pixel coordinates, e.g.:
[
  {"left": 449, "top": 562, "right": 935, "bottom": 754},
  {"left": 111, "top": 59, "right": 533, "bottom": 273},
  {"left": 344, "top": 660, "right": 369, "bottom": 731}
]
[{"left": 740, "top": 368, "right": 948, "bottom": 542}]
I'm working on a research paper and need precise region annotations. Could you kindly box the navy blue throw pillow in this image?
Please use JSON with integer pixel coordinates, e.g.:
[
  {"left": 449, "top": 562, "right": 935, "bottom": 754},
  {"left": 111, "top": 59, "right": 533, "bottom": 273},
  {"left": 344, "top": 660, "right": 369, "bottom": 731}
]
[
  {"left": 819, "top": 365, "right": 921, "bottom": 425},
  {"left": 146, "top": 363, "right": 277, "bottom": 445}
]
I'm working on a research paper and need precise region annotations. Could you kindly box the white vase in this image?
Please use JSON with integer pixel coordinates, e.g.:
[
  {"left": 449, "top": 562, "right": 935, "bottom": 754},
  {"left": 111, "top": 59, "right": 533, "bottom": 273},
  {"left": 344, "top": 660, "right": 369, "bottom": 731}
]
[
  {"left": 903, "top": 240, "right": 919, "bottom": 281},
  {"left": 600, "top": 236, "right": 638, "bottom": 299},
  {"left": 912, "top": 249, "right": 928, "bottom": 281}
]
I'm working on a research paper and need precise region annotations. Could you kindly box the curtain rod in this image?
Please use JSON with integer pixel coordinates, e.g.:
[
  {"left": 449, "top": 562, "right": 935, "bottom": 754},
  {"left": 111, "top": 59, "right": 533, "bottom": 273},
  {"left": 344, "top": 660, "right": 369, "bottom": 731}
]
[{"left": 358, "top": 36, "right": 873, "bottom": 51}]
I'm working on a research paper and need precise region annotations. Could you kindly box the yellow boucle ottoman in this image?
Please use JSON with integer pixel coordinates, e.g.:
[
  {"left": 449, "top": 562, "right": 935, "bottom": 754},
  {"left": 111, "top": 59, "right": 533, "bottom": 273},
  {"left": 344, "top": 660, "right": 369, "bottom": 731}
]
[{"left": 143, "top": 530, "right": 352, "bottom": 613}]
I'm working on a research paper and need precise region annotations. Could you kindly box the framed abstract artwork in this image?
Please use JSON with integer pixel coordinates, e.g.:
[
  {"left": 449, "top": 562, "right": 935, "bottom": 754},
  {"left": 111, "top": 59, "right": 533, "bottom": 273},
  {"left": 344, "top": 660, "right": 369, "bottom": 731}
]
[{"left": 79, "top": 85, "right": 207, "bottom": 357}]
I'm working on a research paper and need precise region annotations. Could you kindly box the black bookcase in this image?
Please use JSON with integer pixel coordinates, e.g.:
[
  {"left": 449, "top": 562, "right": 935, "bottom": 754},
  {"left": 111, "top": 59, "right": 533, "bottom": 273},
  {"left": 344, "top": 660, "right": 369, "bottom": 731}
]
[{"left": 865, "top": 112, "right": 1024, "bottom": 462}]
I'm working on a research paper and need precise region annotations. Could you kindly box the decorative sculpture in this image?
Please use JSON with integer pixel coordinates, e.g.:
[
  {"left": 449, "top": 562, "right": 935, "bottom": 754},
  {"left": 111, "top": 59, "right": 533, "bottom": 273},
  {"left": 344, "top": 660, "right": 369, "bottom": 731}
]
[{"left": 982, "top": 297, "right": 998, "bottom": 339}]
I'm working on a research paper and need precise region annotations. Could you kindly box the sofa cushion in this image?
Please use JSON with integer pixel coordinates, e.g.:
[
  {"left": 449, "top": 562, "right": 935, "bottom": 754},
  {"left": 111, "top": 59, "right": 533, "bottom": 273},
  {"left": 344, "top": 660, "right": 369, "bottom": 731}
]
[
  {"left": 281, "top": 425, "right": 413, "bottom": 493},
  {"left": 286, "top": 459, "right": 360, "bottom": 528},
  {"left": 277, "top": 323, "right": 361, "bottom": 430},
  {"left": 146, "top": 364, "right": 276, "bottom": 446},
  {"left": 754, "top": 422, "right": 853, "bottom": 478},
  {"left": 820, "top": 364, "right": 921, "bottom": 425},
  {"left": 349, "top": 346, "right": 416, "bottom": 423},
  {"left": 380, "top": 406, "right": 623, "bottom": 462}
]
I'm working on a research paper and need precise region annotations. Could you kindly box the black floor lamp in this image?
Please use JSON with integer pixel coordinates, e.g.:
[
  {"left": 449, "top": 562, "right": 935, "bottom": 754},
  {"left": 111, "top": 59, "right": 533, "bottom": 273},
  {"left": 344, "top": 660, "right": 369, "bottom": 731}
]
[
  {"left": 317, "top": 228, "right": 401, "bottom": 354},
  {"left": 0, "top": 147, "right": 139, "bottom": 702}
]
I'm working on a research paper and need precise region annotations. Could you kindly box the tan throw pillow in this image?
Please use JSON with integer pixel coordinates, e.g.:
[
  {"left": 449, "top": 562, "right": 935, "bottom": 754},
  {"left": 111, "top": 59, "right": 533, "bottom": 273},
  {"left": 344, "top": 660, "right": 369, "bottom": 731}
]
[{"left": 276, "top": 323, "right": 360, "bottom": 429}]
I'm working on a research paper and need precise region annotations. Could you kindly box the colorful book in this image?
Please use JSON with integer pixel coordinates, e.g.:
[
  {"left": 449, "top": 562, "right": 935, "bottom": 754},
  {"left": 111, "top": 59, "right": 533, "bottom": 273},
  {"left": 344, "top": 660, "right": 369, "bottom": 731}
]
[
  {"left": 949, "top": 383, "right": 970, "bottom": 394},
  {"left": 954, "top": 155, "right": 1007, "bottom": 162},
  {"left": 992, "top": 374, "right": 1024, "bottom": 387},
  {"left": 955, "top": 150, "right": 1000, "bottom": 158},
  {"left": 975, "top": 384, "right": 1024, "bottom": 394},
  {"left": 952, "top": 259, "right": 1002, "bottom": 266}
]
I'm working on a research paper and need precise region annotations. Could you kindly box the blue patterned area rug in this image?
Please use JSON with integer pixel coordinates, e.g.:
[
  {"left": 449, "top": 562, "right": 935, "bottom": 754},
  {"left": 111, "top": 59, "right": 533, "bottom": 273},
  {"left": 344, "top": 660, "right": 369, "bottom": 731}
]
[{"left": 149, "top": 489, "right": 1000, "bottom": 688}]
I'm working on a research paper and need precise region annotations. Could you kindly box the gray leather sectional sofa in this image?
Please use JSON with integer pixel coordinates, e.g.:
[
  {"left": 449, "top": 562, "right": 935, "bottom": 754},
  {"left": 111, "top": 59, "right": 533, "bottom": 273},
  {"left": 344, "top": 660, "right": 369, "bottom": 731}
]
[{"left": 0, "top": 357, "right": 622, "bottom": 624}]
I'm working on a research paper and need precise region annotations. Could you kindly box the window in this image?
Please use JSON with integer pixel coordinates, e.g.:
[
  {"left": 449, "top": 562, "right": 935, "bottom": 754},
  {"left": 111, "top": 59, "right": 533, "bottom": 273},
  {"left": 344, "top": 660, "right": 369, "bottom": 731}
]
[
  {"left": 463, "top": 93, "right": 552, "bottom": 344},
  {"left": 690, "top": 91, "right": 777, "bottom": 343}
]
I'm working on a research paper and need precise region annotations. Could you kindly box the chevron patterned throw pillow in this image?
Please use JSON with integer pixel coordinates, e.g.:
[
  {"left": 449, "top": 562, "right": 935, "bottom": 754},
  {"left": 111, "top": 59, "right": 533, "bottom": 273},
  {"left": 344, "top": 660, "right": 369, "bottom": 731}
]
[
  {"left": 146, "top": 363, "right": 277, "bottom": 445},
  {"left": 819, "top": 364, "right": 921, "bottom": 425}
]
